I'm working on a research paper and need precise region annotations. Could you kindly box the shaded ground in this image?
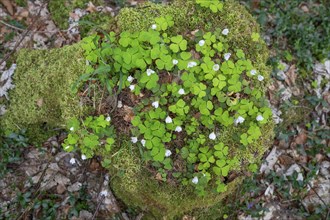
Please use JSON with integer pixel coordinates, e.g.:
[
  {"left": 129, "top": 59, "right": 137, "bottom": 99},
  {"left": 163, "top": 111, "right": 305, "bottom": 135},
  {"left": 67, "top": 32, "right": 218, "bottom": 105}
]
[{"left": 0, "top": 0, "right": 329, "bottom": 219}]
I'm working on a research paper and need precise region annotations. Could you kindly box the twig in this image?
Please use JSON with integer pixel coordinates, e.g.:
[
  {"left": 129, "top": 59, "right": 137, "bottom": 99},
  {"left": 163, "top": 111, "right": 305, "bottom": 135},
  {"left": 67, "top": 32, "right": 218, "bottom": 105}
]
[
  {"left": 0, "top": 20, "right": 66, "bottom": 33},
  {"left": 92, "top": 195, "right": 105, "bottom": 220},
  {"left": 16, "top": 160, "right": 51, "bottom": 220},
  {"left": 307, "top": 182, "right": 327, "bottom": 207}
]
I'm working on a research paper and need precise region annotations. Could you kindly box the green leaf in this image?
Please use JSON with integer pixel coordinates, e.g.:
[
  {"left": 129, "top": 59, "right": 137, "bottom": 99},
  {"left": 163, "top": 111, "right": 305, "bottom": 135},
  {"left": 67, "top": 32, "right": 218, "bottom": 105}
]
[
  {"left": 208, "top": 156, "right": 215, "bottom": 163},
  {"left": 222, "top": 165, "right": 230, "bottom": 177},
  {"left": 216, "top": 182, "right": 227, "bottom": 193},
  {"left": 135, "top": 59, "right": 146, "bottom": 69},
  {"left": 207, "top": 101, "right": 213, "bottom": 110},
  {"left": 179, "top": 39, "right": 187, "bottom": 50},
  {"left": 170, "top": 44, "right": 179, "bottom": 53},
  {"left": 199, "top": 153, "right": 207, "bottom": 162},
  {"left": 216, "top": 159, "right": 226, "bottom": 168},
  {"left": 213, "top": 167, "right": 221, "bottom": 176},
  {"left": 180, "top": 52, "right": 191, "bottom": 60},
  {"left": 199, "top": 146, "right": 209, "bottom": 154},
  {"left": 153, "top": 147, "right": 165, "bottom": 162}
]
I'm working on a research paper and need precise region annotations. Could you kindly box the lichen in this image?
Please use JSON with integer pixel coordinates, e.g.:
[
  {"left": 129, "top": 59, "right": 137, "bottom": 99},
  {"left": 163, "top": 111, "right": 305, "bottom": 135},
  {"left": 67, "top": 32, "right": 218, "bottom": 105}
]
[{"left": 1, "top": 43, "right": 87, "bottom": 143}]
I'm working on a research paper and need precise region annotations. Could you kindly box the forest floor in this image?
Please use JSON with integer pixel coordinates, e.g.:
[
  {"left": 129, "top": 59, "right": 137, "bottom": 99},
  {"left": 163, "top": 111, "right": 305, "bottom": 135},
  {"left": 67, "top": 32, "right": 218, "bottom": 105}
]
[{"left": 0, "top": 0, "right": 329, "bottom": 219}]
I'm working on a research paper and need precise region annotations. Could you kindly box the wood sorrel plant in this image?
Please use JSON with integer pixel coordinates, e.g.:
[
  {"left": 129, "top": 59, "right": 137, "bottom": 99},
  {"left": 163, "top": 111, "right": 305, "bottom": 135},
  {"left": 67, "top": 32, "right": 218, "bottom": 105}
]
[
  {"left": 71, "top": 10, "right": 272, "bottom": 195},
  {"left": 62, "top": 115, "right": 115, "bottom": 159}
]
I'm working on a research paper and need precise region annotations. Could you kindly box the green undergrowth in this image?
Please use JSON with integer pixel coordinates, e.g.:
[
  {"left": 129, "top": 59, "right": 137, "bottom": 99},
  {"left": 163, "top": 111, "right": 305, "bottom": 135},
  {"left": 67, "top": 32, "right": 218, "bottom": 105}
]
[
  {"left": 243, "top": 0, "right": 330, "bottom": 71},
  {"left": 1, "top": 44, "right": 88, "bottom": 144},
  {"left": 2, "top": 0, "right": 275, "bottom": 218},
  {"left": 59, "top": 0, "right": 275, "bottom": 218},
  {"left": 48, "top": 0, "right": 105, "bottom": 30}
]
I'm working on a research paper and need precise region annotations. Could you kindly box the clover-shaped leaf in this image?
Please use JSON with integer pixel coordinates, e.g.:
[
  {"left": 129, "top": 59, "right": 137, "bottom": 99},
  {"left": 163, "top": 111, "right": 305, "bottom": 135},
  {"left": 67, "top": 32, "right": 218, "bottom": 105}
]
[{"left": 170, "top": 35, "right": 187, "bottom": 52}]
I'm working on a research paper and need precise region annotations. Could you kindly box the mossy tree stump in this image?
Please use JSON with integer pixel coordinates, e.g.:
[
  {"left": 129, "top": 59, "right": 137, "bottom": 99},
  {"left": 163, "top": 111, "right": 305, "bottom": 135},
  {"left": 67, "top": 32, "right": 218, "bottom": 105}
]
[{"left": 1, "top": 0, "right": 274, "bottom": 219}]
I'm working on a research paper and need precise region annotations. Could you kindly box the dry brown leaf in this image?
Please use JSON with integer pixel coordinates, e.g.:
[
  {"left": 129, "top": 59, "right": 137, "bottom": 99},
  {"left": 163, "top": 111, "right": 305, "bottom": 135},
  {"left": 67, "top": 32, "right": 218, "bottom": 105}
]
[
  {"left": 69, "top": 12, "right": 80, "bottom": 21},
  {"left": 190, "top": 29, "right": 199, "bottom": 35},
  {"left": 19, "top": 9, "right": 29, "bottom": 18},
  {"left": 295, "top": 131, "right": 307, "bottom": 145},
  {"left": 56, "top": 184, "right": 66, "bottom": 194},
  {"left": 89, "top": 158, "right": 101, "bottom": 171},
  {"left": 86, "top": 2, "right": 97, "bottom": 13},
  {"left": 0, "top": 0, "right": 14, "bottom": 15},
  {"left": 285, "top": 65, "right": 297, "bottom": 87},
  {"left": 155, "top": 173, "right": 162, "bottom": 181},
  {"left": 123, "top": 105, "right": 134, "bottom": 122},
  {"left": 278, "top": 155, "right": 294, "bottom": 166}
]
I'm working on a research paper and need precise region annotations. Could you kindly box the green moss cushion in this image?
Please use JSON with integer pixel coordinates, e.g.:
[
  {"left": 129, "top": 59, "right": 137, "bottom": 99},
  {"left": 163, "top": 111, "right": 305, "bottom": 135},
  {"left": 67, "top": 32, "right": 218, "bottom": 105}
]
[{"left": 1, "top": 44, "right": 87, "bottom": 142}]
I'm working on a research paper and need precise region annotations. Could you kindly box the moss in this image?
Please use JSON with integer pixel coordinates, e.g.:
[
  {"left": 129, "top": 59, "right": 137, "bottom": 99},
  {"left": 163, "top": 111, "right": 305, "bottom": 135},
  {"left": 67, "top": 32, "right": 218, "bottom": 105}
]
[
  {"left": 117, "top": 0, "right": 268, "bottom": 68},
  {"left": 108, "top": 139, "right": 244, "bottom": 219},
  {"left": 1, "top": 43, "right": 87, "bottom": 143}
]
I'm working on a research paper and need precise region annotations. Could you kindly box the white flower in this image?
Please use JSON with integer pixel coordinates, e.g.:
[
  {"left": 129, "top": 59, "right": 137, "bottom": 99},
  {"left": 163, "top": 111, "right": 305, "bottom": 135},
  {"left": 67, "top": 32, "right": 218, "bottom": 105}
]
[
  {"left": 165, "top": 116, "right": 173, "bottom": 123},
  {"left": 64, "top": 145, "right": 70, "bottom": 150},
  {"left": 127, "top": 75, "right": 134, "bottom": 83},
  {"left": 70, "top": 127, "right": 74, "bottom": 131},
  {"left": 222, "top": 28, "right": 229, "bottom": 35},
  {"left": 187, "top": 61, "right": 197, "bottom": 68},
  {"left": 178, "top": 88, "right": 185, "bottom": 95},
  {"left": 106, "top": 116, "right": 111, "bottom": 122},
  {"left": 81, "top": 154, "right": 87, "bottom": 160},
  {"left": 165, "top": 149, "right": 172, "bottom": 157},
  {"left": 250, "top": 69, "right": 257, "bottom": 75},
  {"left": 146, "top": 69, "right": 155, "bottom": 76},
  {"left": 172, "top": 59, "right": 178, "bottom": 65},
  {"left": 140, "top": 139, "right": 146, "bottom": 147},
  {"left": 129, "top": 84, "right": 135, "bottom": 91},
  {"left": 151, "top": 24, "right": 157, "bottom": 30},
  {"left": 213, "top": 64, "right": 220, "bottom": 71},
  {"left": 235, "top": 116, "right": 245, "bottom": 124},
  {"left": 224, "top": 53, "right": 231, "bottom": 61},
  {"left": 198, "top": 40, "right": 205, "bottom": 46},
  {"left": 175, "top": 126, "right": 182, "bottom": 132},
  {"left": 209, "top": 132, "right": 216, "bottom": 140},
  {"left": 69, "top": 158, "right": 76, "bottom": 165},
  {"left": 258, "top": 75, "right": 264, "bottom": 81},
  {"left": 256, "top": 115, "right": 264, "bottom": 121},
  {"left": 152, "top": 101, "right": 159, "bottom": 108},
  {"left": 192, "top": 176, "right": 199, "bottom": 184},
  {"left": 100, "top": 190, "right": 108, "bottom": 197},
  {"left": 117, "top": 100, "right": 123, "bottom": 108},
  {"left": 131, "top": 137, "right": 138, "bottom": 143}
]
